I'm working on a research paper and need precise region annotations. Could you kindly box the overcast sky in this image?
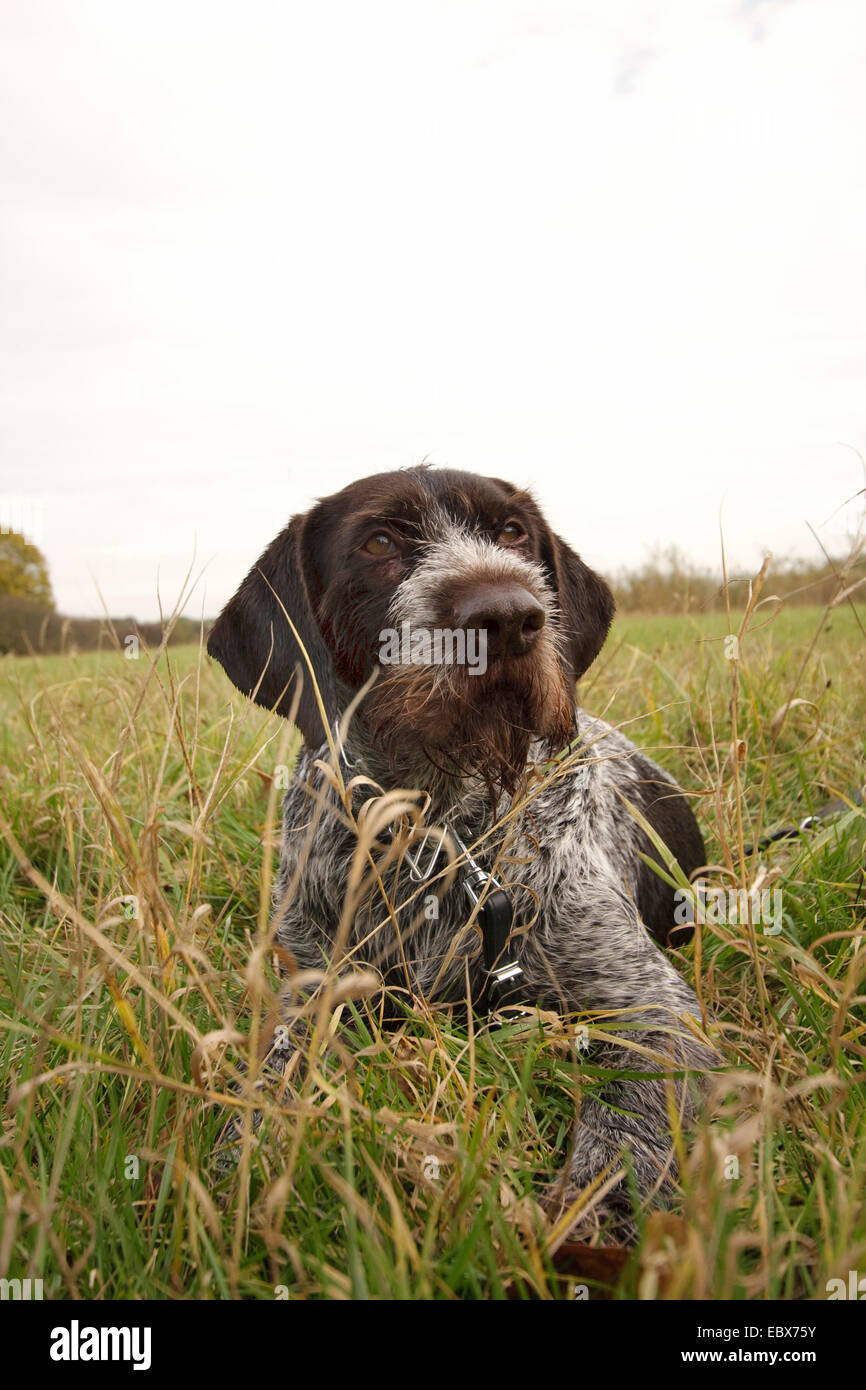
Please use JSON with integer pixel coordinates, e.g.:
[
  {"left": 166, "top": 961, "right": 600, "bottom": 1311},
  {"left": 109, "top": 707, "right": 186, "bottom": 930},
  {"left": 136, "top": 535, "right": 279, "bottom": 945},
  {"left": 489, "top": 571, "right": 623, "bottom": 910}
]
[{"left": 1, "top": 0, "right": 864, "bottom": 619}]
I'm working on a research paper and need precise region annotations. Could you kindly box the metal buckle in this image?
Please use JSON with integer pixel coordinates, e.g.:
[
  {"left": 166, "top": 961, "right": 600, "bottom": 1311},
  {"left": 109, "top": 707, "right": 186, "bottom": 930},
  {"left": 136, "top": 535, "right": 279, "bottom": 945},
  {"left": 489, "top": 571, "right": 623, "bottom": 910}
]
[
  {"left": 447, "top": 826, "right": 504, "bottom": 903},
  {"left": 489, "top": 961, "right": 523, "bottom": 993}
]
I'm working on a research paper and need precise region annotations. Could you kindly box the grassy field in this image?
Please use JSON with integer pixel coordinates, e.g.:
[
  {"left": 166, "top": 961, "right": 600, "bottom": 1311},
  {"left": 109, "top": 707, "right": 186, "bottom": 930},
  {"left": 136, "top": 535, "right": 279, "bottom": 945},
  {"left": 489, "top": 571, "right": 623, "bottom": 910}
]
[{"left": 1, "top": 598, "right": 865, "bottom": 1300}]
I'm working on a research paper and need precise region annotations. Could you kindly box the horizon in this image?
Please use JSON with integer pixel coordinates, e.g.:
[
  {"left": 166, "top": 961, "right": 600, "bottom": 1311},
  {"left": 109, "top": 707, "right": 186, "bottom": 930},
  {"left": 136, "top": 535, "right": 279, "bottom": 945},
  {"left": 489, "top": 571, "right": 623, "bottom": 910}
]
[{"left": 2, "top": 534, "right": 858, "bottom": 626}]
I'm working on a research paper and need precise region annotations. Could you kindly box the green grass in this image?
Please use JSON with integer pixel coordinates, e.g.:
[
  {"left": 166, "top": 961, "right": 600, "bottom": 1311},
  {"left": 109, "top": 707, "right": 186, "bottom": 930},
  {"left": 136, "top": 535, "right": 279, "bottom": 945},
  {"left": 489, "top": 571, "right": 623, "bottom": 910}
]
[{"left": 1, "top": 599, "right": 865, "bottom": 1299}]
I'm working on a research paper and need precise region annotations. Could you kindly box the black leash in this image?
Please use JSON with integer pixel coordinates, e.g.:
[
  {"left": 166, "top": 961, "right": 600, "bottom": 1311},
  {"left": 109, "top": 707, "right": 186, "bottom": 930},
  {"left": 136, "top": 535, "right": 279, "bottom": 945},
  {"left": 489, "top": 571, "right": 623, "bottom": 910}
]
[
  {"left": 446, "top": 827, "right": 526, "bottom": 1013},
  {"left": 743, "top": 789, "right": 864, "bottom": 855},
  {"left": 335, "top": 732, "right": 863, "bottom": 1010}
]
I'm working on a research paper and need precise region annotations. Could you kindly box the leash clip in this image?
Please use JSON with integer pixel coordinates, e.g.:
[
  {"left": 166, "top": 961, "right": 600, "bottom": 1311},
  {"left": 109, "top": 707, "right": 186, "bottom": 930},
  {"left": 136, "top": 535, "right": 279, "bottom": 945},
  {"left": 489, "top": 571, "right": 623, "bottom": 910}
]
[{"left": 403, "top": 827, "right": 449, "bottom": 884}]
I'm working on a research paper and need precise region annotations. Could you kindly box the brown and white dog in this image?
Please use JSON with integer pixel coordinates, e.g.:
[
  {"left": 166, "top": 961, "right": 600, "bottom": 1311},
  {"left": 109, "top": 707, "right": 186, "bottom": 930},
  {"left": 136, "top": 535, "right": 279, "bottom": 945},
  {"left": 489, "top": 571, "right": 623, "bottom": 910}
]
[{"left": 208, "top": 465, "right": 716, "bottom": 1242}]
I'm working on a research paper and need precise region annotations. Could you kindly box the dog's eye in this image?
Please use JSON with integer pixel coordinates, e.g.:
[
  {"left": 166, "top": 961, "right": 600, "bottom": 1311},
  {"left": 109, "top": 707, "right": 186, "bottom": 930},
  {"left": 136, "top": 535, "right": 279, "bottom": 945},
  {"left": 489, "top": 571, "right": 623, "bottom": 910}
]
[
  {"left": 362, "top": 532, "right": 397, "bottom": 557},
  {"left": 497, "top": 521, "right": 527, "bottom": 546}
]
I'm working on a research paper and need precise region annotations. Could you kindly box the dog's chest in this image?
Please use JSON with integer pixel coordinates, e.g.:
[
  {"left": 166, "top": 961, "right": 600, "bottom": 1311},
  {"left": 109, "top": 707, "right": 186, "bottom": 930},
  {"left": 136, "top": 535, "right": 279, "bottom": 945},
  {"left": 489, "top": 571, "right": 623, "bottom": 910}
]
[{"left": 273, "top": 749, "right": 624, "bottom": 999}]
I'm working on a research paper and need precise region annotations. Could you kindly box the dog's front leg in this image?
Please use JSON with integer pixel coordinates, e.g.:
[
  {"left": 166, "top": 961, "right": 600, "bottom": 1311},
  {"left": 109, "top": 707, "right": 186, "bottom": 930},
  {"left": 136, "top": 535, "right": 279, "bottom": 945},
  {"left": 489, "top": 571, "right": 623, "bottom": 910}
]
[{"left": 520, "top": 880, "right": 717, "bottom": 1243}]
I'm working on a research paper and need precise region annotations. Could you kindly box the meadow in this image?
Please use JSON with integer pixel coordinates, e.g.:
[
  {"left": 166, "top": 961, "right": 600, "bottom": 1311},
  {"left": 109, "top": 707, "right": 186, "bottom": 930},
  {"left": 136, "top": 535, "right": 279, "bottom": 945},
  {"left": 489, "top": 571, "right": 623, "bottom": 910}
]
[{"left": 1, "top": 594, "right": 864, "bottom": 1300}]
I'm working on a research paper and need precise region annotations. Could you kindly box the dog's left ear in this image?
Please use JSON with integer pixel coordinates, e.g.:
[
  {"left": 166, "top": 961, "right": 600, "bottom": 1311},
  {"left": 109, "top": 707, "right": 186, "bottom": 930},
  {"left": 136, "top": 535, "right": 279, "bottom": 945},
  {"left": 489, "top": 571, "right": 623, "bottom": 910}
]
[{"left": 542, "top": 531, "right": 615, "bottom": 682}]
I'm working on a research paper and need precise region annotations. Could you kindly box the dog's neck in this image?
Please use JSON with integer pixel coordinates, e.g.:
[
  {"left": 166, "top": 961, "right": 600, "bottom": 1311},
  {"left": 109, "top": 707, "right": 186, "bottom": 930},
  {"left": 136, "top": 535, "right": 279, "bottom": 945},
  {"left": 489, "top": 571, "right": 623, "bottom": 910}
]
[
  {"left": 328, "top": 717, "right": 497, "bottom": 828},
  {"left": 325, "top": 697, "right": 579, "bottom": 831}
]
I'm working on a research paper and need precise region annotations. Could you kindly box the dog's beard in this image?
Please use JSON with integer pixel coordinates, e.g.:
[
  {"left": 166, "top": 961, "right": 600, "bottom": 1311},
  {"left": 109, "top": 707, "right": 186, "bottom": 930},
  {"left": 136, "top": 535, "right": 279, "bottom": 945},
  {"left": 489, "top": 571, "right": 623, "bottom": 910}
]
[{"left": 362, "top": 641, "right": 574, "bottom": 799}]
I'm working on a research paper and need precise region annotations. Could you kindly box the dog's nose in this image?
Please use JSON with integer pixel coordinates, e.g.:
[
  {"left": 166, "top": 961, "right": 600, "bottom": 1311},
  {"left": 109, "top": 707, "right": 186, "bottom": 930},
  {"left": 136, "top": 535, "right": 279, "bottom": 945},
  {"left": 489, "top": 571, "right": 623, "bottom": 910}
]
[{"left": 453, "top": 584, "right": 546, "bottom": 659}]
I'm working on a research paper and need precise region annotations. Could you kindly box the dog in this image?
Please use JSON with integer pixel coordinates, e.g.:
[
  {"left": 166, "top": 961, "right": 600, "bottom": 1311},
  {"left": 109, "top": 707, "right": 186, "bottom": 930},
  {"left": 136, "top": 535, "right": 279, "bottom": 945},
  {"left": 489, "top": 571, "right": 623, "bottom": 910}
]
[{"left": 207, "top": 464, "right": 717, "bottom": 1242}]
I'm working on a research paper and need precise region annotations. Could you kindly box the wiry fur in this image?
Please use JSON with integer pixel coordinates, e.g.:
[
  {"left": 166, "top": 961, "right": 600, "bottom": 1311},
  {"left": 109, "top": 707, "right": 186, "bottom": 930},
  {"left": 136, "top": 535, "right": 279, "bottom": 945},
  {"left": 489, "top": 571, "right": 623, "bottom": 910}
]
[
  {"left": 366, "top": 530, "right": 573, "bottom": 795},
  {"left": 208, "top": 465, "right": 717, "bottom": 1243}
]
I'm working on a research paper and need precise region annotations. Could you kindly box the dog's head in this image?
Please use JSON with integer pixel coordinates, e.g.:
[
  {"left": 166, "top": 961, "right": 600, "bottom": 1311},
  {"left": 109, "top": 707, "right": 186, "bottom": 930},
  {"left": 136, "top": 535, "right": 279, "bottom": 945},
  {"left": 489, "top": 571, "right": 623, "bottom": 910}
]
[{"left": 207, "top": 466, "right": 614, "bottom": 793}]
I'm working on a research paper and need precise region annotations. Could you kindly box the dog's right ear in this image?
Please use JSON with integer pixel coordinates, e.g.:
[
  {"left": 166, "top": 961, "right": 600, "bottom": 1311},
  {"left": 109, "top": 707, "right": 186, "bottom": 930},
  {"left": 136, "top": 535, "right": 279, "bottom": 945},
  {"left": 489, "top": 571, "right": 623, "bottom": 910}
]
[
  {"left": 207, "top": 515, "right": 337, "bottom": 747},
  {"left": 540, "top": 529, "right": 615, "bottom": 684}
]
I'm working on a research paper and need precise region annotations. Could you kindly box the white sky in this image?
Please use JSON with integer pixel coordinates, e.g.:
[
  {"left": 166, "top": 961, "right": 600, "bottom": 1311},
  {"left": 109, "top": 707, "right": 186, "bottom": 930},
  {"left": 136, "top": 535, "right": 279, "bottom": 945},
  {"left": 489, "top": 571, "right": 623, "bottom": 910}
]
[{"left": 1, "top": 0, "right": 864, "bottom": 619}]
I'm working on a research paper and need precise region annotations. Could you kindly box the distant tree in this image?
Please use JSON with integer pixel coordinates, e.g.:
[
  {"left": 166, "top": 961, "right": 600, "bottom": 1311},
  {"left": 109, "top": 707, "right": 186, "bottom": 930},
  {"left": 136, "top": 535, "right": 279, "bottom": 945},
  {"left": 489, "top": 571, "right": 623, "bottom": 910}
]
[{"left": 0, "top": 531, "right": 54, "bottom": 606}]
